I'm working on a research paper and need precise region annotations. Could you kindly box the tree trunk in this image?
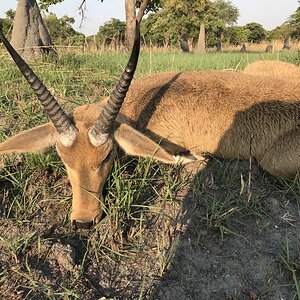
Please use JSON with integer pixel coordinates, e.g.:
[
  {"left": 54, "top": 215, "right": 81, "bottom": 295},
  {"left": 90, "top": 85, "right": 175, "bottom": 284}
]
[
  {"left": 196, "top": 23, "right": 206, "bottom": 53},
  {"left": 125, "top": 0, "right": 136, "bottom": 50},
  {"left": 216, "top": 32, "right": 223, "bottom": 52},
  {"left": 283, "top": 36, "right": 291, "bottom": 50},
  {"left": 216, "top": 40, "right": 222, "bottom": 52},
  {"left": 240, "top": 43, "right": 247, "bottom": 52},
  {"left": 11, "top": 0, "right": 54, "bottom": 60},
  {"left": 125, "top": 0, "right": 149, "bottom": 50},
  {"left": 179, "top": 33, "right": 189, "bottom": 52},
  {"left": 265, "top": 43, "right": 274, "bottom": 53}
]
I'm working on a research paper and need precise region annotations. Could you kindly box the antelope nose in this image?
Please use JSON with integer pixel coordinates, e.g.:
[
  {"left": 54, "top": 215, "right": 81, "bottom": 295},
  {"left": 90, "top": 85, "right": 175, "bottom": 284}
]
[{"left": 73, "top": 220, "right": 94, "bottom": 230}]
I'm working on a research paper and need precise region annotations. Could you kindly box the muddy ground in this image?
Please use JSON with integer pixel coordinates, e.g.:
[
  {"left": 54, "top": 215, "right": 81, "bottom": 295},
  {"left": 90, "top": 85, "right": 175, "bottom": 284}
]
[{"left": 0, "top": 154, "right": 299, "bottom": 300}]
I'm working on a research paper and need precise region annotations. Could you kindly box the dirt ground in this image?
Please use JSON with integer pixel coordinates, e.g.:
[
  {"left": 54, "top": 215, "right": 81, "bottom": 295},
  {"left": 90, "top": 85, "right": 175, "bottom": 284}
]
[{"left": 0, "top": 155, "right": 299, "bottom": 300}]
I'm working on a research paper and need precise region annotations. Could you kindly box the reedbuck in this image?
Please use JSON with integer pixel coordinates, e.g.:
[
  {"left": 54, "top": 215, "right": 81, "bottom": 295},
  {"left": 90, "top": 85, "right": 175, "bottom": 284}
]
[
  {"left": 243, "top": 60, "right": 300, "bottom": 79},
  {"left": 1, "top": 28, "right": 300, "bottom": 229}
]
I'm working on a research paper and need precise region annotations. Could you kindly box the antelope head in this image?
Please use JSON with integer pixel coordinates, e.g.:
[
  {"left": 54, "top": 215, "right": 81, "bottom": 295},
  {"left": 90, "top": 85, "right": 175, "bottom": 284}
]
[{"left": 0, "top": 26, "right": 161, "bottom": 229}]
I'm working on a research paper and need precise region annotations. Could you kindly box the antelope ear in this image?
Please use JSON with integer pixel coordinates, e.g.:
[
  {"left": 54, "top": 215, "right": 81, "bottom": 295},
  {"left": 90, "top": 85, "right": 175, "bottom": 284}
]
[
  {"left": 0, "top": 123, "right": 58, "bottom": 154},
  {"left": 114, "top": 123, "right": 176, "bottom": 164}
]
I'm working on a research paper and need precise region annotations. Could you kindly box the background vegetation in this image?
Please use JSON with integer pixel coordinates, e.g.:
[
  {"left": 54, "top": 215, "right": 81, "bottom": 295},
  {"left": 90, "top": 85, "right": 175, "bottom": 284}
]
[{"left": 1, "top": 0, "right": 300, "bottom": 50}]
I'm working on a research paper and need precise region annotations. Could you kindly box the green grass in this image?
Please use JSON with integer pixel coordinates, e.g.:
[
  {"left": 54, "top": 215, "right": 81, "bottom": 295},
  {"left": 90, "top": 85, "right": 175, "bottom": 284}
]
[{"left": 0, "top": 48, "right": 300, "bottom": 298}]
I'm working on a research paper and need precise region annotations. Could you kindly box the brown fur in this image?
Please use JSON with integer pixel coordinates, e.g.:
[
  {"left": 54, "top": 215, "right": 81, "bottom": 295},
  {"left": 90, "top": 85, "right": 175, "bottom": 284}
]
[
  {"left": 243, "top": 60, "right": 300, "bottom": 79},
  {"left": 2, "top": 70, "right": 300, "bottom": 224}
]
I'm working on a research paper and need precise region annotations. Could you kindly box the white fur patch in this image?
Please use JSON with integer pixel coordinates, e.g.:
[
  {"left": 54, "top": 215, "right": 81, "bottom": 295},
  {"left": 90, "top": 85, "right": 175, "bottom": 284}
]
[
  {"left": 59, "top": 127, "right": 78, "bottom": 147},
  {"left": 88, "top": 129, "right": 108, "bottom": 147},
  {"left": 173, "top": 153, "right": 197, "bottom": 164}
]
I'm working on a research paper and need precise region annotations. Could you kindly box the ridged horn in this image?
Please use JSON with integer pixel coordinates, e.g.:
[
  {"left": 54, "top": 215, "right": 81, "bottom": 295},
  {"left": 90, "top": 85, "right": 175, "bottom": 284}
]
[
  {"left": 88, "top": 22, "right": 140, "bottom": 146},
  {"left": 0, "top": 30, "right": 77, "bottom": 147}
]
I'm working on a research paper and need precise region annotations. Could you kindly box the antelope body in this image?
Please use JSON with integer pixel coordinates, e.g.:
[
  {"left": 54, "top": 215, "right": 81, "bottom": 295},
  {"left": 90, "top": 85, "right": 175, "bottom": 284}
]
[
  {"left": 243, "top": 60, "right": 300, "bottom": 79},
  {"left": 1, "top": 29, "right": 300, "bottom": 228}
]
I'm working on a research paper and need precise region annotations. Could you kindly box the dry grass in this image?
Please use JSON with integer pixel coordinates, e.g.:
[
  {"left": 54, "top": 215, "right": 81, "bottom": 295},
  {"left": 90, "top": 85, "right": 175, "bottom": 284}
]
[
  {"left": 43, "top": 39, "right": 300, "bottom": 55},
  {"left": 224, "top": 39, "right": 300, "bottom": 53}
]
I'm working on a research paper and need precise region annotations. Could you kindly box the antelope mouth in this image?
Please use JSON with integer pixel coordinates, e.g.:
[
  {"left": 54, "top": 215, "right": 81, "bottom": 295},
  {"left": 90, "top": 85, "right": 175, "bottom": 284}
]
[{"left": 72, "top": 211, "right": 104, "bottom": 230}]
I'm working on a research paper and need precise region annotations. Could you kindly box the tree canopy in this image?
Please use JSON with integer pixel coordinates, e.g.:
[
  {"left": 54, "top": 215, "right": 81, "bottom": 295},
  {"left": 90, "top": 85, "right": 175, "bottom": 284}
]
[
  {"left": 97, "top": 18, "right": 126, "bottom": 45},
  {"left": 224, "top": 26, "right": 250, "bottom": 46},
  {"left": 0, "top": 9, "right": 15, "bottom": 37},
  {"left": 44, "top": 13, "right": 84, "bottom": 45},
  {"left": 288, "top": 0, "right": 300, "bottom": 38},
  {"left": 141, "top": 0, "right": 239, "bottom": 48},
  {"left": 243, "top": 22, "right": 266, "bottom": 43},
  {"left": 269, "top": 24, "right": 293, "bottom": 41}
]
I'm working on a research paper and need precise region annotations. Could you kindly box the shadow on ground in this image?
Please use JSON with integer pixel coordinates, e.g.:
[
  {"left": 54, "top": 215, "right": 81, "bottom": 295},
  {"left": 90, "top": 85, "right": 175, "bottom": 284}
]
[{"left": 151, "top": 157, "right": 300, "bottom": 300}]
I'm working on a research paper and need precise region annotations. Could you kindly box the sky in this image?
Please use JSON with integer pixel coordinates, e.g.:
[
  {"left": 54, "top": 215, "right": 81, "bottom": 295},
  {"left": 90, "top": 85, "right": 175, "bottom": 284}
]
[{"left": 0, "top": 0, "right": 298, "bottom": 36}]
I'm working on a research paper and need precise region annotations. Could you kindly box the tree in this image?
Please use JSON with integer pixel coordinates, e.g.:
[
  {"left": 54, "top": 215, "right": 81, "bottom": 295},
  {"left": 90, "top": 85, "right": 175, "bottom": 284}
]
[
  {"left": 125, "top": 0, "right": 157, "bottom": 48},
  {"left": 224, "top": 26, "right": 250, "bottom": 46},
  {"left": 288, "top": 1, "right": 300, "bottom": 39},
  {"left": 215, "top": 0, "right": 239, "bottom": 49},
  {"left": 0, "top": 9, "right": 15, "bottom": 37},
  {"left": 143, "top": 10, "right": 186, "bottom": 47},
  {"left": 39, "top": 0, "right": 161, "bottom": 49},
  {"left": 97, "top": 18, "right": 126, "bottom": 46},
  {"left": 268, "top": 23, "right": 293, "bottom": 51},
  {"left": 179, "top": 33, "right": 190, "bottom": 52},
  {"left": 244, "top": 22, "right": 266, "bottom": 43},
  {"left": 141, "top": 0, "right": 238, "bottom": 50},
  {"left": 11, "top": 0, "right": 54, "bottom": 59},
  {"left": 269, "top": 24, "right": 293, "bottom": 41},
  {"left": 44, "top": 13, "right": 84, "bottom": 45},
  {"left": 195, "top": 0, "right": 211, "bottom": 53},
  {"left": 197, "top": 23, "right": 206, "bottom": 53}
]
